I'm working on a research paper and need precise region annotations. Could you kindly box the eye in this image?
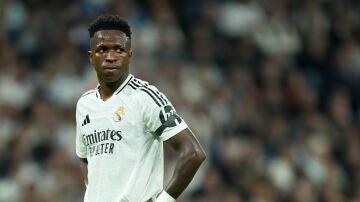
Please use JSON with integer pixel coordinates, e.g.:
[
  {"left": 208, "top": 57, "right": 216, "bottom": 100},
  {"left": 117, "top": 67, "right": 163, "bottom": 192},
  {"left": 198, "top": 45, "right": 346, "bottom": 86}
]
[
  {"left": 96, "top": 46, "right": 106, "bottom": 53},
  {"left": 116, "top": 48, "right": 125, "bottom": 53}
]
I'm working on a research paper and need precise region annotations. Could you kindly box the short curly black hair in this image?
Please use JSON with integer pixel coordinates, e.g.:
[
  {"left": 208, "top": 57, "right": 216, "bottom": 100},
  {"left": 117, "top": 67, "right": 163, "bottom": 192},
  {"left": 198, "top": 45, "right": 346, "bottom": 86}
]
[{"left": 88, "top": 14, "right": 132, "bottom": 38}]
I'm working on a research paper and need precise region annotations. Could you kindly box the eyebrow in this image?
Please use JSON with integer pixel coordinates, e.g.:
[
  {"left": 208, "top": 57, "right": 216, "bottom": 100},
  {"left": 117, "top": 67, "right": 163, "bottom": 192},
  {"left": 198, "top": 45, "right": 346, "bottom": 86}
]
[
  {"left": 96, "top": 42, "right": 105, "bottom": 48},
  {"left": 95, "top": 43, "right": 126, "bottom": 49},
  {"left": 90, "top": 35, "right": 130, "bottom": 49}
]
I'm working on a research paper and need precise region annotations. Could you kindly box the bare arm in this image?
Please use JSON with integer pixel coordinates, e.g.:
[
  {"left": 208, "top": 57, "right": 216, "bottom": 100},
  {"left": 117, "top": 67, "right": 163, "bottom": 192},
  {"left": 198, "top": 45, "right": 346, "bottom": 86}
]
[
  {"left": 163, "top": 128, "right": 206, "bottom": 199},
  {"left": 79, "top": 158, "right": 88, "bottom": 187}
]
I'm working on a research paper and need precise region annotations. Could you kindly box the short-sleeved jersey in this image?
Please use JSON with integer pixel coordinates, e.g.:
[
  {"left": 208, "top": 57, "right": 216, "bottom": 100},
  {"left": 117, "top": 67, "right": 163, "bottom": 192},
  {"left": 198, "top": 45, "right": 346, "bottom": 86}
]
[{"left": 76, "top": 74, "right": 188, "bottom": 202}]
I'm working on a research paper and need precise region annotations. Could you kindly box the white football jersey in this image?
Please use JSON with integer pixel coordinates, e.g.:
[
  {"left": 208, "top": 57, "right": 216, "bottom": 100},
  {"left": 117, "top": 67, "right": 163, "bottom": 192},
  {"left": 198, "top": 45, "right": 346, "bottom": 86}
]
[{"left": 75, "top": 74, "right": 188, "bottom": 202}]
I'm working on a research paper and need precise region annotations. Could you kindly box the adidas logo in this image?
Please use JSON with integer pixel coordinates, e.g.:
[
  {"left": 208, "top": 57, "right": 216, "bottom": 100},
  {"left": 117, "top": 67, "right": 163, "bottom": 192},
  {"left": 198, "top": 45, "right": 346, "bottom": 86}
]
[{"left": 81, "top": 114, "right": 90, "bottom": 126}]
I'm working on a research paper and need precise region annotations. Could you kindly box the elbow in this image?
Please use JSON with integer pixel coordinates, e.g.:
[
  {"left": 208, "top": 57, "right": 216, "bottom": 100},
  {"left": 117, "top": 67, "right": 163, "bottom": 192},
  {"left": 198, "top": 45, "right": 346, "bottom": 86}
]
[
  {"left": 189, "top": 147, "right": 206, "bottom": 166},
  {"left": 197, "top": 148, "right": 206, "bottom": 164}
]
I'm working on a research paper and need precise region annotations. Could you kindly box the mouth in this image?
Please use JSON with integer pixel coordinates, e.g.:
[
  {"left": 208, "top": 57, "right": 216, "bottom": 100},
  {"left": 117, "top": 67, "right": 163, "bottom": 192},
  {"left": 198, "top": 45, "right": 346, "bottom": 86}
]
[{"left": 103, "top": 66, "right": 120, "bottom": 73}]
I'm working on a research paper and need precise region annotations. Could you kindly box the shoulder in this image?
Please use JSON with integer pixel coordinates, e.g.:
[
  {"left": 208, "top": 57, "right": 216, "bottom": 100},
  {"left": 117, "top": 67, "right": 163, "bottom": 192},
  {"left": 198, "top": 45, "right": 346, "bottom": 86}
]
[
  {"left": 127, "top": 76, "right": 150, "bottom": 89},
  {"left": 127, "top": 76, "right": 169, "bottom": 107},
  {"left": 80, "top": 89, "right": 97, "bottom": 98},
  {"left": 77, "top": 89, "right": 98, "bottom": 106}
]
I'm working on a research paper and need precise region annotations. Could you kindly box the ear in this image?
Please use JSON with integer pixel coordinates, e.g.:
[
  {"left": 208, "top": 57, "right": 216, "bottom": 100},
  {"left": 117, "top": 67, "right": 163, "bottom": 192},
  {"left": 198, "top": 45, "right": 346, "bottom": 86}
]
[
  {"left": 88, "top": 51, "right": 93, "bottom": 64},
  {"left": 130, "top": 50, "right": 133, "bottom": 57}
]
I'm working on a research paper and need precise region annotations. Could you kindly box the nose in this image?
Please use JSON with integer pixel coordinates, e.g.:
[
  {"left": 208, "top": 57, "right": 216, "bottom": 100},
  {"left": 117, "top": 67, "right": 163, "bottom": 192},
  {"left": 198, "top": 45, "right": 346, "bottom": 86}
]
[{"left": 105, "top": 50, "right": 117, "bottom": 62}]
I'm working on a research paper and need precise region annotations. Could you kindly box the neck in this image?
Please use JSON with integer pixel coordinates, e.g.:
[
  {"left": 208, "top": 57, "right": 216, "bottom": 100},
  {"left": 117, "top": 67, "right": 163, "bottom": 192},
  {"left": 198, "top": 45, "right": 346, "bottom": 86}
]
[{"left": 99, "top": 73, "right": 129, "bottom": 101}]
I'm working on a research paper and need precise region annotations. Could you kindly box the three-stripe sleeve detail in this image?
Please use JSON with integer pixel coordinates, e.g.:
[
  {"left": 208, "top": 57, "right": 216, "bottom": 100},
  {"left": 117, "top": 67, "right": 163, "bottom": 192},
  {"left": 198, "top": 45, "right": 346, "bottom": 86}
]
[
  {"left": 129, "top": 77, "right": 182, "bottom": 137},
  {"left": 130, "top": 79, "right": 168, "bottom": 107}
]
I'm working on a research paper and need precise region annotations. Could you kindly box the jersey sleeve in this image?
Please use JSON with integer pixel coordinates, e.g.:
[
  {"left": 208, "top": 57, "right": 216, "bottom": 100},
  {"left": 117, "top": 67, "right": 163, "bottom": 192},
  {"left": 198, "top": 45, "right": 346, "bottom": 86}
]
[
  {"left": 76, "top": 104, "right": 87, "bottom": 158},
  {"left": 141, "top": 85, "right": 188, "bottom": 141}
]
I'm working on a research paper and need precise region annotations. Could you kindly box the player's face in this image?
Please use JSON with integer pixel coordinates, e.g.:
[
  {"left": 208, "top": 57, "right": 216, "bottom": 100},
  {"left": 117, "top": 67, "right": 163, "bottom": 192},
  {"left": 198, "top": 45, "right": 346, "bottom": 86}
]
[{"left": 88, "top": 30, "right": 132, "bottom": 84}]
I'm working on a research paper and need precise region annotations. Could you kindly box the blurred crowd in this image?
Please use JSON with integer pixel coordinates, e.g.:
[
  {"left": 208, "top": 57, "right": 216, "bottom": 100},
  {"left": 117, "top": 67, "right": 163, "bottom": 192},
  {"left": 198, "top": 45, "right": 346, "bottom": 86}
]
[{"left": 1, "top": 0, "right": 360, "bottom": 201}]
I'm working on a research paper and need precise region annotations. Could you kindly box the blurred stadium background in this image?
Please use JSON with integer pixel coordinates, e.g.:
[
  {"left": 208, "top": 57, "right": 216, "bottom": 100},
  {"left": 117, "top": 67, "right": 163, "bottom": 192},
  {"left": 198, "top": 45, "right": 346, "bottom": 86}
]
[{"left": 1, "top": 0, "right": 360, "bottom": 201}]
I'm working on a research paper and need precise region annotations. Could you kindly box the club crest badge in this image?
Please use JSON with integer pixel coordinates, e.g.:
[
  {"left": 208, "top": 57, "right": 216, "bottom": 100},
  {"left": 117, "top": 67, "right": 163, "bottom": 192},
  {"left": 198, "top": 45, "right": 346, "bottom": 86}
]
[{"left": 113, "top": 106, "right": 125, "bottom": 122}]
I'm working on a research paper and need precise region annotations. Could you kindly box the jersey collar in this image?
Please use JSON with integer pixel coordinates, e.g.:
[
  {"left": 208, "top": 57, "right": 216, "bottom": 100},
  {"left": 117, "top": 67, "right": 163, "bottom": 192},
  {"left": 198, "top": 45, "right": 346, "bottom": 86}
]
[
  {"left": 95, "top": 74, "right": 134, "bottom": 99},
  {"left": 114, "top": 74, "right": 134, "bottom": 95}
]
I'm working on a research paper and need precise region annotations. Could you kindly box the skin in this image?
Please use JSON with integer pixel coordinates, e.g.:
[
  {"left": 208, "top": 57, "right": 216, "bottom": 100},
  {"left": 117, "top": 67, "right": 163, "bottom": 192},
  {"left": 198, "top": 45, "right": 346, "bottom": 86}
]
[
  {"left": 160, "top": 129, "right": 206, "bottom": 200},
  {"left": 88, "top": 30, "right": 132, "bottom": 101},
  {"left": 80, "top": 29, "right": 206, "bottom": 202}
]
